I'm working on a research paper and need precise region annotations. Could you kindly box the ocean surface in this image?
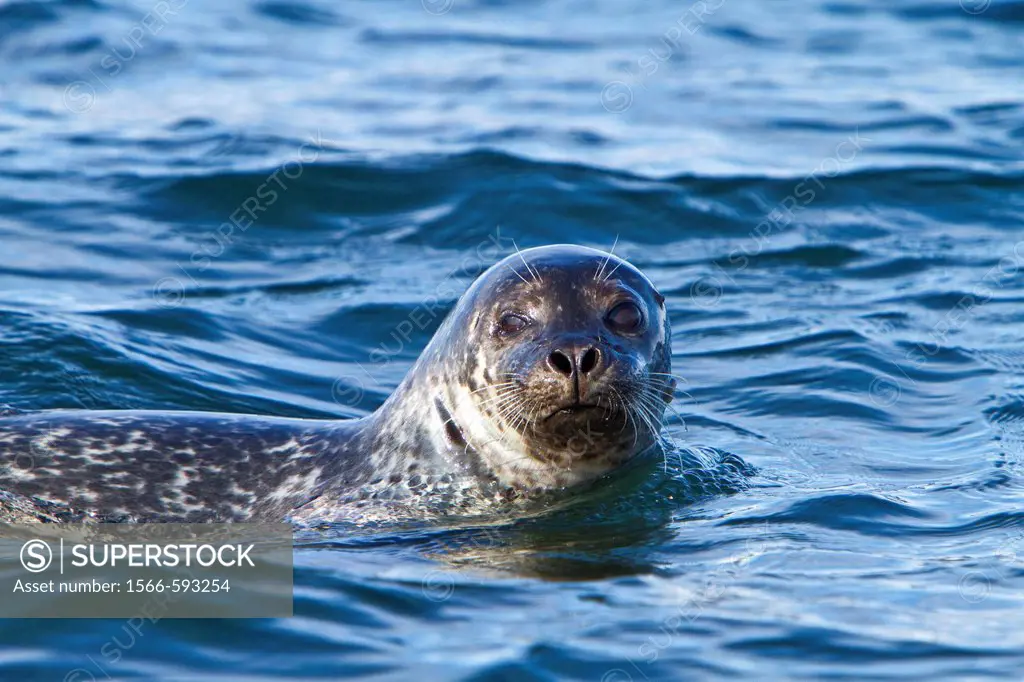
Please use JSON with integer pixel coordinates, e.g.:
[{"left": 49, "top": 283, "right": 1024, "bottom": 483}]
[{"left": 1, "top": 0, "right": 1023, "bottom": 679}]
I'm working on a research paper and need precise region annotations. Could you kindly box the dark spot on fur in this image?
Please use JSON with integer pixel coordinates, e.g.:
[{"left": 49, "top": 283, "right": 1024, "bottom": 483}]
[
  {"left": 434, "top": 397, "right": 467, "bottom": 449},
  {"left": 444, "top": 421, "right": 466, "bottom": 448}
]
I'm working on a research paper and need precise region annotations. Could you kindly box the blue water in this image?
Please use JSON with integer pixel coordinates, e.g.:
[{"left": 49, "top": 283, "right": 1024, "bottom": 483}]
[{"left": 2, "top": 0, "right": 1024, "bottom": 678}]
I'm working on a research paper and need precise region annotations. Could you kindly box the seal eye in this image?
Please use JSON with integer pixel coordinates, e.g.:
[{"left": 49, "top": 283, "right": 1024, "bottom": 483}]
[
  {"left": 606, "top": 301, "right": 644, "bottom": 333},
  {"left": 497, "top": 312, "right": 530, "bottom": 335}
]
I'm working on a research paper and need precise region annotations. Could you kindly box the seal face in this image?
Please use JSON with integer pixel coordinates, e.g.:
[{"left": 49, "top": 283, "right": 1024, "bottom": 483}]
[
  {"left": 419, "top": 245, "right": 675, "bottom": 491},
  {"left": 0, "top": 245, "right": 673, "bottom": 523}
]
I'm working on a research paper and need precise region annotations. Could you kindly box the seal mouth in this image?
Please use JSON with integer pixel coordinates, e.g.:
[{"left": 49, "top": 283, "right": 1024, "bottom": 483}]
[{"left": 545, "top": 402, "right": 602, "bottom": 421}]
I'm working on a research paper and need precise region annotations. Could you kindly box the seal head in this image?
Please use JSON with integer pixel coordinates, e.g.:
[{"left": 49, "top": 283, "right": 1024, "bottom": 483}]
[{"left": 396, "top": 244, "right": 675, "bottom": 492}]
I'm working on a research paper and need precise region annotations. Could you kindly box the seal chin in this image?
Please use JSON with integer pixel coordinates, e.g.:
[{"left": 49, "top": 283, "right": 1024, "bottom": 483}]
[{"left": 522, "top": 398, "right": 634, "bottom": 451}]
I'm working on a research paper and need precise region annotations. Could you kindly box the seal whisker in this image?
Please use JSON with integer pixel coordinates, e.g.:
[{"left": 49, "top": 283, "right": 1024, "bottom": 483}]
[
  {"left": 511, "top": 395, "right": 536, "bottom": 433},
  {"left": 627, "top": 407, "right": 642, "bottom": 452},
  {"left": 629, "top": 399, "right": 667, "bottom": 472},
  {"left": 609, "top": 387, "right": 630, "bottom": 434},
  {"left": 468, "top": 385, "right": 512, "bottom": 401},
  {"left": 498, "top": 398, "right": 522, "bottom": 428},
  {"left": 481, "top": 419, "right": 516, "bottom": 450},
  {"left": 512, "top": 239, "right": 542, "bottom": 284},
  {"left": 490, "top": 407, "right": 525, "bottom": 446},
  {"left": 525, "top": 396, "right": 545, "bottom": 434},
  {"left": 661, "top": 399, "right": 689, "bottom": 432},
  {"left": 646, "top": 376, "right": 698, "bottom": 406},
  {"left": 648, "top": 372, "right": 689, "bottom": 384},
  {"left": 474, "top": 390, "right": 518, "bottom": 406},
  {"left": 513, "top": 395, "right": 535, "bottom": 433},
  {"left": 493, "top": 392, "right": 527, "bottom": 426},
  {"left": 476, "top": 386, "right": 523, "bottom": 406},
  {"left": 602, "top": 258, "right": 624, "bottom": 283},
  {"left": 594, "top": 235, "right": 619, "bottom": 282},
  {"left": 469, "top": 381, "right": 516, "bottom": 396},
  {"left": 631, "top": 390, "right": 658, "bottom": 425},
  {"left": 647, "top": 371, "right": 691, "bottom": 387},
  {"left": 518, "top": 397, "right": 540, "bottom": 434},
  {"left": 633, "top": 397, "right": 663, "bottom": 433},
  {"left": 638, "top": 376, "right": 696, "bottom": 413},
  {"left": 489, "top": 388, "right": 522, "bottom": 404},
  {"left": 479, "top": 396, "right": 521, "bottom": 414},
  {"left": 644, "top": 409, "right": 675, "bottom": 474},
  {"left": 506, "top": 264, "right": 531, "bottom": 285},
  {"left": 489, "top": 395, "right": 527, "bottom": 421},
  {"left": 635, "top": 385, "right": 689, "bottom": 436},
  {"left": 673, "top": 388, "right": 698, "bottom": 404},
  {"left": 634, "top": 390, "right": 661, "bottom": 427},
  {"left": 489, "top": 393, "right": 520, "bottom": 419},
  {"left": 636, "top": 385, "right": 673, "bottom": 422},
  {"left": 601, "top": 394, "right": 616, "bottom": 421},
  {"left": 618, "top": 393, "right": 641, "bottom": 450},
  {"left": 477, "top": 393, "right": 521, "bottom": 411}
]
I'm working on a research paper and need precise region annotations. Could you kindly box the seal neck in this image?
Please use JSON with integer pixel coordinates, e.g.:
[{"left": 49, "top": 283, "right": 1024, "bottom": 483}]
[{"left": 365, "top": 340, "right": 502, "bottom": 488}]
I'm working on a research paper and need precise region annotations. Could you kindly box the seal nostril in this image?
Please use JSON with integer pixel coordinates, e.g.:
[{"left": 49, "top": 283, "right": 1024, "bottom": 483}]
[
  {"left": 579, "top": 347, "right": 599, "bottom": 374},
  {"left": 548, "top": 349, "right": 574, "bottom": 376}
]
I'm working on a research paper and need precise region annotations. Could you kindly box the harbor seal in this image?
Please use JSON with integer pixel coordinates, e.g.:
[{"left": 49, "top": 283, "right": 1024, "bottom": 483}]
[{"left": 0, "top": 245, "right": 674, "bottom": 523}]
